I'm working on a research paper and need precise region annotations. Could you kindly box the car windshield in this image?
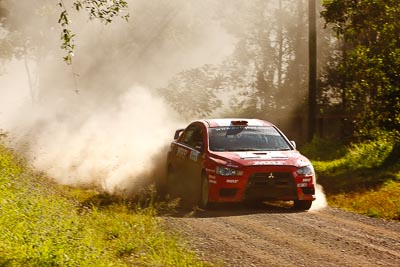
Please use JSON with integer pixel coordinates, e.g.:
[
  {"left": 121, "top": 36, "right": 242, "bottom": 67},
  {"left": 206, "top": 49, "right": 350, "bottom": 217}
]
[{"left": 208, "top": 126, "right": 292, "bottom": 152}]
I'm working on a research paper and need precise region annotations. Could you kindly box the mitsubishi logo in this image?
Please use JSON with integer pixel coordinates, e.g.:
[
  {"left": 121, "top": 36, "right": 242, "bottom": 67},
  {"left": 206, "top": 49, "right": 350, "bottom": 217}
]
[{"left": 268, "top": 173, "right": 275, "bottom": 179}]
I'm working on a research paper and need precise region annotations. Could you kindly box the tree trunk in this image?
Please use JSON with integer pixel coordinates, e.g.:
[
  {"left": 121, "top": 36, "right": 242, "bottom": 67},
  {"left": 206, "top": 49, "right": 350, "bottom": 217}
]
[{"left": 308, "top": 0, "right": 317, "bottom": 141}]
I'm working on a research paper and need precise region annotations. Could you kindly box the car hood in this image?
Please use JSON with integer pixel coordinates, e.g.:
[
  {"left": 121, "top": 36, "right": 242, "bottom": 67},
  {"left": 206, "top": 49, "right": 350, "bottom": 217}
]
[{"left": 208, "top": 150, "right": 311, "bottom": 168}]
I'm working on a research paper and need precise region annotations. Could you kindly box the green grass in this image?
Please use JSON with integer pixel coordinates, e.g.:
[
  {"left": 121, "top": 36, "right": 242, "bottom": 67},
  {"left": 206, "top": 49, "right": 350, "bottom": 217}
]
[
  {"left": 0, "top": 144, "right": 210, "bottom": 266},
  {"left": 328, "top": 180, "right": 400, "bottom": 220},
  {"left": 1, "top": 133, "right": 399, "bottom": 266},
  {"left": 300, "top": 135, "right": 400, "bottom": 220}
]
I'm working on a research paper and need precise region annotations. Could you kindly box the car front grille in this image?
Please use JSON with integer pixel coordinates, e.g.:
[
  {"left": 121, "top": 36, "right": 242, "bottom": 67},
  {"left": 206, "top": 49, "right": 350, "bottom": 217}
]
[{"left": 244, "top": 172, "right": 297, "bottom": 200}]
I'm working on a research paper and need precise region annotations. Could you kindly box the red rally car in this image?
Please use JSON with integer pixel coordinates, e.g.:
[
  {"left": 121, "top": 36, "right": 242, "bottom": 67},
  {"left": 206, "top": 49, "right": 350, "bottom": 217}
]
[{"left": 165, "top": 118, "right": 316, "bottom": 210}]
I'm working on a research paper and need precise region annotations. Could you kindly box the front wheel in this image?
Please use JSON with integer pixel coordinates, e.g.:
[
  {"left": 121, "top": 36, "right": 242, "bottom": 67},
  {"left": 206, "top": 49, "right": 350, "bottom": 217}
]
[
  {"left": 199, "top": 174, "right": 210, "bottom": 209},
  {"left": 293, "top": 200, "right": 312, "bottom": 211}
]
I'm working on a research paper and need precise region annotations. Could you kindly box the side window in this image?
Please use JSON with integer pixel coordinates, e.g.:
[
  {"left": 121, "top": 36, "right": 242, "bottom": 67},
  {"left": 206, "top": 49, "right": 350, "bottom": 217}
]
[
  {"left": 182, "top": 127, "right": 195, "bottom": 145},
  {"left": 181, "top": 124, "right": 203, "bottom": 149}
]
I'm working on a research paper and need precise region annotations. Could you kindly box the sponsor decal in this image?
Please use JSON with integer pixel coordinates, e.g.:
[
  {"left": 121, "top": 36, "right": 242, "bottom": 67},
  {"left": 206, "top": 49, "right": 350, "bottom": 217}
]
[
  {"left": 176, "top": 147, "right": 188, "bottom": 158},
  {"left": 213, "top": 125, "right": 266, "bottom": 131},
  {"left": 226, "top": 179, "right": 239, "bottom": 184},
  {"left": 252, "top": 161, "right": 283, "bottom": 165},
  {"left": 190, "top": 150, "right": 199, "bottom": 162},
  {"left": 205, "top": 168, "right": 216, "bottom": 173},
  {"left": 237, "top": 151, "right": 288, "bottom": 160},
  {"left": 236, "top": 152, "right": 260, "bottom": 159},
  {"left": 297, "top": 182, "right": 308, "bottom": 187},
  {"left": 208, "top": 175, "right": 217, "bottom": 184},
  {"left": 253, "top": 161, "right": 267, "bottom": 165},
  {"left": 302, "top": 178, "right": 312, "bottom": 182}
]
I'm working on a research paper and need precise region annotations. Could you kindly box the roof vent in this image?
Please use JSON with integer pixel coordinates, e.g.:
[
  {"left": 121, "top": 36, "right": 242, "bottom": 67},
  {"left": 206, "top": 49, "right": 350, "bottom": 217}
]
[{"left": 231, "top": 120, "right": 248, "bottom": 126}]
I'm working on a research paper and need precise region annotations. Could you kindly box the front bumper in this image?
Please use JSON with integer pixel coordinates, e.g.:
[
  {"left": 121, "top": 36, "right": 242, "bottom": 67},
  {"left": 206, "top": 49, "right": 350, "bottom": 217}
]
[{"left": 207, "top": 166, "right": 316, "bottom": 203}]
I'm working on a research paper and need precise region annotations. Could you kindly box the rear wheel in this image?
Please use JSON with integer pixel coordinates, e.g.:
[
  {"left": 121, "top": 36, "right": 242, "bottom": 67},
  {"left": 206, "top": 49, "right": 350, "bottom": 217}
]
[
  {"left": 293, "top": 200, "right": 312, "bottom": 211},
  {"left": 199, "top": 174, "right": 210, "bottom": 209}
]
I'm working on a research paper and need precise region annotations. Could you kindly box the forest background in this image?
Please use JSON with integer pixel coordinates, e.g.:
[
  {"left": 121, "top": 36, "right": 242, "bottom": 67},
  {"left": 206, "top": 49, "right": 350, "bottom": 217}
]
[{"left": 0, "top": 0, "right": 399, "bottom": 212}]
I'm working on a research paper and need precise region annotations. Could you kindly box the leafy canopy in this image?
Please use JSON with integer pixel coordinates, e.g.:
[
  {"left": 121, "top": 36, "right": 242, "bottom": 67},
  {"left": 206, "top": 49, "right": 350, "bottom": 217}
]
[
  {"left": 58, "top": 0, "right": 129, "bottom": 64},
  {"left": 321, "top": 0, "right": 400, "bottom": 138}
]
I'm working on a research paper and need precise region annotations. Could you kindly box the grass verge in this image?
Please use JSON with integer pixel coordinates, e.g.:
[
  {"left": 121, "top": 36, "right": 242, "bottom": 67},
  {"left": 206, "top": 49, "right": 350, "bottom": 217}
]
[
  {"left": 0, "top": 144, "right": 210, "bottom": 266},
  {"left": 301, "top": 135, "right": 400, "bottom": 220}
]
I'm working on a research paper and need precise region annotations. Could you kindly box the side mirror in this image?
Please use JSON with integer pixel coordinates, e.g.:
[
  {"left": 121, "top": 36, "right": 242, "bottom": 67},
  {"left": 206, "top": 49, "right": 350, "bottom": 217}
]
[
  {"left": 174, "top": 129, "right": 184, "bottom": 140},
  {"left": 290, "top": 141, "right": 296, "bottom": 149},
  {"left": 195, "top": 142, "right": 203, "bottom": 151}
]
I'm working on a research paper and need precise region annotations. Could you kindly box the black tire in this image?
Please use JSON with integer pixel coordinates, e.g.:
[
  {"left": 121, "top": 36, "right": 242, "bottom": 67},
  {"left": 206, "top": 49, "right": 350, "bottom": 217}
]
[
  {"left": 167, "top": 169, "right": 202, "bottom": 209},
  {"left": 293, "top": 200, "right": 312, "bottom": 211},
  {"left": 199, "top": 174, "right": 210, "bottom": 209}
]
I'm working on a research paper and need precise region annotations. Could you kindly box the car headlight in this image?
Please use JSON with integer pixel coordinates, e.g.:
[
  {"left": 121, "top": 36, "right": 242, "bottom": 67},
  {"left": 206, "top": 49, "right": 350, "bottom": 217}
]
[
  {"left": 296, "top": 165, "right": 314, "bottom": 176},
  {"left": 216, "top": 166, "right": 243, "bottom": 176}
]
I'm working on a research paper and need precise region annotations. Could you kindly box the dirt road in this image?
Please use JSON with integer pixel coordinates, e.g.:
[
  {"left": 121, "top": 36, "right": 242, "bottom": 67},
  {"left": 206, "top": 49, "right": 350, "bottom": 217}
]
[{"left": 164, "top": 204, "right": 400, "bottom": 266}]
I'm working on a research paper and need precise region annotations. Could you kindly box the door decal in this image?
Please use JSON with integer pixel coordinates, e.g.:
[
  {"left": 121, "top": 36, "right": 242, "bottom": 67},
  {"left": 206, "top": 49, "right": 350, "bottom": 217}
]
[{"left": 190, "top": 150, "right": 199, "bottom": 162}]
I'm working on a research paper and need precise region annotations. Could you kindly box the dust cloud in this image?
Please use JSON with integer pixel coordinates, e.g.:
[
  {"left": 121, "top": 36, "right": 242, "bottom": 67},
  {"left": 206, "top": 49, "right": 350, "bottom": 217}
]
[
  {"left": 0, "top": 0, "right": 234, "bottom": 194},
  {"left": 0, "top": 0, "right": 328, "bottom": 206},
  {"left": 9, "top": 86, "right": 181, "bottom": 194},
  {"left": 310, "top": 184, "right": 328, "bottom": 211}
]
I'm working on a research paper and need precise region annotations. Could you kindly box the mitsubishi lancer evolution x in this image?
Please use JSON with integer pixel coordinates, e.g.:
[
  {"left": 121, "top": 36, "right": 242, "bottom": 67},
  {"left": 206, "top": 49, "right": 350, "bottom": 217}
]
[{"left": 165, "top": 118, "right": 316, "bottom": 210}]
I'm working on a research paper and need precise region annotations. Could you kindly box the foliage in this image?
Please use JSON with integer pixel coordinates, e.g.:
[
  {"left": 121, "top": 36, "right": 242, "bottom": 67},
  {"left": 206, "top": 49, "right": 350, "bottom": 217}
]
[
  {"left": 161, "top": 65, "right": 224, "bottom": 120},
  {"left": 161, "top": 0, "right": 328, "bottom": 121},
  {"left": 329, "top": 180, "right": 400, "bottom": 220},
  {"left": 0, "top": 1, "right": 13, "bottom": 67},
  {"left": 57, "top": 0, "right": 129, "bottom": 64},
  {"left": 306, "top": 134, "right": 400, "bottom": 220},
  {"left": 312, "top": 131, "right": 398, "bottom": 174},
  {"left": 299, "top": 136, "right": 347, "bottom": 161},
  {"left": 321, "top": 0, "right": 400, "bottom": 137},
  {"left": 0, "top": 144, "right": 209, "bottom": 266}
]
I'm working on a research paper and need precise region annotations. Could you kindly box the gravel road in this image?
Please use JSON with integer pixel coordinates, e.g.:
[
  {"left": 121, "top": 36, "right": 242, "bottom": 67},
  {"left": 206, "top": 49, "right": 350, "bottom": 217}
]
[{"left": 163, "top": 204, "right": 400, "bottom": 267}]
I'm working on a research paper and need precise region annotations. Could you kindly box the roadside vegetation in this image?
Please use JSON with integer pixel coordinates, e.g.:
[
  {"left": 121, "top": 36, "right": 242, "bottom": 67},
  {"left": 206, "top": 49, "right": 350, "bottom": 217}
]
[
  {"left": 0, "top": 143, "right": 209, "bottom": 266},
  {"left": 301, "top": 133, "right": 400, "bottom": 220},
  {"left": 0, "top": 1, "right": 398, "bottom": 264},
  {"left": 1, "top": 133, "right": 399, "bottom": 266}
]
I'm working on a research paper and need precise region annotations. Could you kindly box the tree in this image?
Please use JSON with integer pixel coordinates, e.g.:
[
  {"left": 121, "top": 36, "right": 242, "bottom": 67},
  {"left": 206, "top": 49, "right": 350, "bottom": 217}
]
[
  {"left": 161, "top": 65, "right": 223, "bottom": 120},
  {"left": 1, "top": 1, "right": 129, "bottom": 64},
  {"left": 308, "top": 0, "right": 317, "bottom": 140},
  {"left": 321, "top": 0, "right": 400, "bottom": 138},
  {"left": 57, "top": 0, "right": 129, "bottom": 64},
  {"left": 0, "top": 0, "right": 12, "bottom": 65},
  {"left": 160, "top": 0, "right": 323, "bottom": 140}
]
